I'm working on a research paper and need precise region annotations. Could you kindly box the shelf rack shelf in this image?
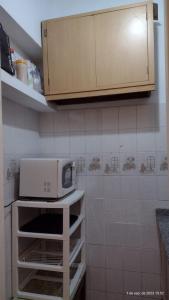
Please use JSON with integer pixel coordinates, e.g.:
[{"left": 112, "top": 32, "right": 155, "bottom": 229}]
[
  {"left": 12, "top": 190, "right": 86, "bottom": 300},
  {"left": 1, "top": 69, "right": 54, "bottom": 112}
]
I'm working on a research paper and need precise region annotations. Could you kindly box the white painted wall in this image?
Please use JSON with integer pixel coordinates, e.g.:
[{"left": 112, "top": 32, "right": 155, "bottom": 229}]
[
  {"left": 0, "top": 0, "right": 56, "bottom": 45},
  {"left": 46, "top": 0, "right": 159, "bottom": 18}
]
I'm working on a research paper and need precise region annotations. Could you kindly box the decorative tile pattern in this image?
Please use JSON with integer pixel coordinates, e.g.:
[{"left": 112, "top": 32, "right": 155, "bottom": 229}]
[
  {"left": 139, "top": 153, "right": 156, "bottom": 175},
  {"left": 88, "top": 156, "right": 101, "bottom": 171},
  {"left": 157, "top": 152, "right": 168, "bottom": 176},
  {"left": 76, "top": 156, "right": 86, "bottom": 175},
  {"left": 122, "top": 157, "right": 136, "bottom": 171},
  {"left": 103, "top": 153, "right": 120, "bottom": 175},
  {"left": 160, "top": 156, "right": 168, "bottom": 171}
]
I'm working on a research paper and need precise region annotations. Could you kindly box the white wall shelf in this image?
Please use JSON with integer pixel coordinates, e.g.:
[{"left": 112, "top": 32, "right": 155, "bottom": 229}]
[
  {"left": 1, "top": 69, "right": 54, "bottom": 112},
  {"left": 0, "top": 6, "right": 41, "bottom": 62}
]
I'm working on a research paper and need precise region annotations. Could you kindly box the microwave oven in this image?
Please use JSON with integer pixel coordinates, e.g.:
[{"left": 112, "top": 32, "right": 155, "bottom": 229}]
[{"left": 19, "top": 158, "right": 76, "bottom": 199}]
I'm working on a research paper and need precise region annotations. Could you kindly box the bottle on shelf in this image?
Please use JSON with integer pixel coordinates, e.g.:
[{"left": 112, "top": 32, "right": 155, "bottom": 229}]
[{"left": 15, "top": 59, "right": 28, "bottom": 84}]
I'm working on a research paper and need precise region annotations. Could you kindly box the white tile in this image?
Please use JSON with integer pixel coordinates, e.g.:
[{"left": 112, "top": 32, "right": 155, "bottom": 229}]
[
  {"left": 87, "top": 244, "right": 106, "bottom": 268},
  {"left": 102, "top": 107, "right": 119, "bottom": 131},
  {"left": 105, "top": 222, "right": 125, "bottom": 246},
  {"left": 87, "top": 267, "right": 106, "bottom": 292},
  {"left": 54, "top": 134, "right": 70, "bottom": 154},
  {"left": 141, "top": 273, "right": 161, "bottom": 291},
  {"left": 119, "top": 130, "right": 137, "bottom": 153},
  {"left": 39, "top": 113, "right": 54, "bottom": 134},
  {"left": 156, "top": 103, "right": 167, "bottom": 127},
  {"left": 54, "top": 111, "right": 69, "bottom": 133},
  {"left": 85, "top": 109, "right": 101, "bottom": 131},
  {"left": 86, "top": 176, "right": 104, "bottom": 198},
  {"left": 123, "top": 248, "right": 141, "bottom": 272},
  {"left": 137, "top": 129, "right": 156, "bottom": 152},
  {"left": 121, "top": 200, "right": 141, "bottom": 224},
  {"left": 138, "top": 176, "right": 158, "bottom": 201},
  {"left": 105, "top": 197, "right": 141, "bottom": 225},
  {"left": 140, "top": 201, "right": 156, "bottom": 225},
  {"left": 40, "top": 134, "right": 55, "bottom": 154},
  {"left": 141, "top": 249, "right": 160, "bottom": 274},
  {"left": 157, "top": 176, "right": 169, "bottom": 201},
  {"left": 86, "top": 197, "right": 104, "bottom": 221},
  {"left": 2, "top": 98, "right": 16, "bottom": 126},
  {"left": 70, "top": 132, "right": 86, "bottom": 154},
  {"left": 120, "top": 176, "right": 139, "bottom": 200},
  {"left": 5, "top": 208, "right": 12, "bottom": 280},
  {"left": 124, "top": 271, "right": 141, "bottom": 292},
  {"left": 101, "top": 131, "right": 119, "bottom": 153},
  {"left": 86, "top": 220, "right": 105, "bottom": 245},
  {"left": 106, "top": 269, "right": 123, "bottom": 293},
  {"left": 123, "top": 224, "right": 142, "bottom": 248},
  {"left": 104, "top": 200, "right": 123, "bottom": 222},
  {"left": 155, "top": 126, "right": 167, "bottom": 152},
  {"left": 76, "top": 175, "right": 86, "bottom": 190},
  {"left": 137, "top": 104, "right": 156, "bottom": 129},
  {"left": 119, "top": 106, "right": 137, "bottom": 130},
  {"left": 103, "top": 176, "right": 121, "bottom": 199},
  {"left": 141, "top": 225, "right": 159, "bottom": 250},
  {"left": 86, "top": 290, "right": 106, "bottom": 300},
  {"left": 69, "top": 110, "right": 85, "bottom": 132},
  {"left": 4, "top": 183, "right": 10, "bottom": 206},
  {"left": 107, "top": 294, "right": 123, "bottom": 300},
  {"left": 86, "top": 132, "right": 102, "bottom": 154},
  {"left": 123, "top": 296, "right": 141, "bottom": 300},
  {"left": 105, "top": 246, "right": 123, "bottom": 270},
  {"left": 3, "top": 125, "right": 16, "bottom": 154}
]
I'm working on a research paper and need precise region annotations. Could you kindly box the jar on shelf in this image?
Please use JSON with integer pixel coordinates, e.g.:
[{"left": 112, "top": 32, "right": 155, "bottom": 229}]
[{"left": 15, "top": 59, "right": 28, "bottom": 84}]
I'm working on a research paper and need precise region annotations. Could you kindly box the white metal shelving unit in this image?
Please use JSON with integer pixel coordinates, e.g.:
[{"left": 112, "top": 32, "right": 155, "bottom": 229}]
[{"left": 12, "top": 190, "right": 86, "bottom": 300}]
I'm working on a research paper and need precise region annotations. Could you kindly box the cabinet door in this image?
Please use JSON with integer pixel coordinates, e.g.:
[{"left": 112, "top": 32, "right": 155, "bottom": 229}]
[
  {"left": 45, "top": 16, "right": 96, "bottom": 94},
  {"left": 94, "top": 5, "right": 151, "bottom": 89}
]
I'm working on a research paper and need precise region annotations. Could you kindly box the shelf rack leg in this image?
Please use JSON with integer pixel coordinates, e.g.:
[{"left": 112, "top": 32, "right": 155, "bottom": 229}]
[
  {"left": 81, "top": 197, "right": 86, "bottom": 267},
  {"left": 63, "top": 207, "right": 70, "bottom": 300},
  {"left": 12, "top": 204, "right": 19, "bottom": 297}
]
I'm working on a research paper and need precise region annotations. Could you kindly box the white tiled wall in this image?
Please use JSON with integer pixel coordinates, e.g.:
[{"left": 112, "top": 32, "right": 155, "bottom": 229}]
[
  {"left": 2, "top": 98, "right": 40, "bottom": 300},
  {"left": 39, "top": 99, "right": 169, "bottom": 299}
]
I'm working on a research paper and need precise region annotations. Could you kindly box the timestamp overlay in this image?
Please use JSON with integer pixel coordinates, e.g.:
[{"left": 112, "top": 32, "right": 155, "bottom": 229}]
[{"left": 126, "top": 291, "right": 165, "bottom": 297}]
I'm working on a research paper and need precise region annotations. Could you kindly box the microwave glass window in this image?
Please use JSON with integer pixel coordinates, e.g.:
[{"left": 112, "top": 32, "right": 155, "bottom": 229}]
[{"left": 62, "top": 164, "right": 72, "bottom": 188}]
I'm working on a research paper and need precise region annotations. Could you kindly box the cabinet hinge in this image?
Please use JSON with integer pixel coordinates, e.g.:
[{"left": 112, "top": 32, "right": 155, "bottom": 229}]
[
  {"left": 44, "top": 28, "right": 47, "bottom": 38},
  {"left": 147, "top": 66, "right": 149, "bottom": 76}
]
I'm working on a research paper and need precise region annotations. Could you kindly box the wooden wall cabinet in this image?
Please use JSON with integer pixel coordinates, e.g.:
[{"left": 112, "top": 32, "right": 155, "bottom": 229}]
[{"left": 42, "top": 1, "right": 155, "bottom": 101}]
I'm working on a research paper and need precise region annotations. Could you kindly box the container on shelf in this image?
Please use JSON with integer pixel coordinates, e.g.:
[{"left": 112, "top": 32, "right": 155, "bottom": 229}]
[
  {"left": 27, "top": 60, "right": 34, "bottom": 88},
  {"left": 15, "top": 59, "right": 28, "bottom": 84},
  {"left": 32, "top": 64, "right": 42, "bottom": 93}
]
